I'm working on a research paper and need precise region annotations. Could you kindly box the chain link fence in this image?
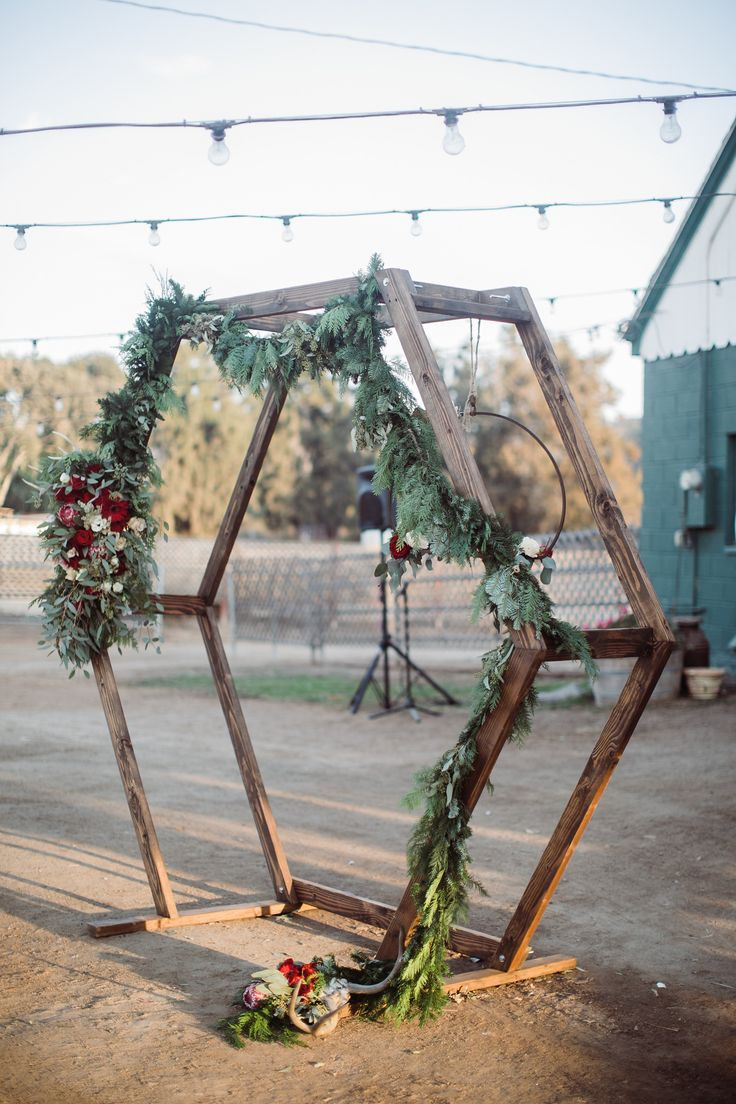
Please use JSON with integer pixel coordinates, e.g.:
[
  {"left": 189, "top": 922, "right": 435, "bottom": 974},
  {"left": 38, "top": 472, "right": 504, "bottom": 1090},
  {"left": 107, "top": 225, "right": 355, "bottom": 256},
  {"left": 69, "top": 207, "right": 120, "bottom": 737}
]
[{"left": 1, "top": 526, "right": 634, "bottom": 653}]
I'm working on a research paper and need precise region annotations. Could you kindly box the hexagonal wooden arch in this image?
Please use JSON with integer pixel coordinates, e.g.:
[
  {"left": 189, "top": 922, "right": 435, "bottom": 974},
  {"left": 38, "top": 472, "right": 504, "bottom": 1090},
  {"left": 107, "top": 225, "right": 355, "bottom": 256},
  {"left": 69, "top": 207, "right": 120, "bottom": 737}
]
[{"left": 87, "top": 268, "right": 674, "bottom": 995}]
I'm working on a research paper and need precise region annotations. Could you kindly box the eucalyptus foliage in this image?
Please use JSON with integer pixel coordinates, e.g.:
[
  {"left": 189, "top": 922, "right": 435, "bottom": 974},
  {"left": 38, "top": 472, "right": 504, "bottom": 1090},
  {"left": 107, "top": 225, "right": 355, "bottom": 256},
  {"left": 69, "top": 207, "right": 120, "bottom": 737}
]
[{"left": 36, "top": 258, "right": 595, "bottom": 1025}]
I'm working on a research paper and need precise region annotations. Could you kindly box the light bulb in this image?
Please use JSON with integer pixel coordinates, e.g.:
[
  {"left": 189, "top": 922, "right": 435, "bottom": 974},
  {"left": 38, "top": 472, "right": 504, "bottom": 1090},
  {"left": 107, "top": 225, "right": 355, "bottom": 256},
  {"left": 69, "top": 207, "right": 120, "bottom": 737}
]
[
  {"left": 409, "top": 212, "right": 422, "bottom": 237},
  {"left": 14, "top": 227, "right": 27, "bottom": 251},
  {"left": 212, "top": 398, "right": 222, "bottom": 412},
  {"left": 190, "top": 383, "right": 200, "bottom": 397},
  {"left": 148, "top": 222, "right": 161, "bottom": 247},
  {"left": 547, "top": 298, "right": 556, "bottom": 315},
  {"left": 659, "top": 102, "right": 682, "bottom": 144},
  {"left": 662, "top": 201, "right": 675, "bottom": 224},
  {"left": 442, "top": 112, "right": 465, "bottom": 155},
  {"left": 281, "top": 217, "right": 294, "bottom": 243},
  {"left": 537, "top": 206, "right": 550, "bottom": 231},
  {"left": 208, "top": 127, "right": 230, "bottom": 166},
  {"left": 714, "top": 279, "right": 723, "bottom": 298},
  {"left": 54, "top": 396, "right": 64, "bottom": 412}
]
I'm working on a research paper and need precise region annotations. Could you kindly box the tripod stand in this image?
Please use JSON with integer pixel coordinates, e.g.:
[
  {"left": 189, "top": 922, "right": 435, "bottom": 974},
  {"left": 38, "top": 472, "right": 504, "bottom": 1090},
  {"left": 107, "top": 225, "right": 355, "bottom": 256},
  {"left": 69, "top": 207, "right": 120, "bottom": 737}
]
[{"left": 349, "top": 550, "right": 459, "bottom": 721}]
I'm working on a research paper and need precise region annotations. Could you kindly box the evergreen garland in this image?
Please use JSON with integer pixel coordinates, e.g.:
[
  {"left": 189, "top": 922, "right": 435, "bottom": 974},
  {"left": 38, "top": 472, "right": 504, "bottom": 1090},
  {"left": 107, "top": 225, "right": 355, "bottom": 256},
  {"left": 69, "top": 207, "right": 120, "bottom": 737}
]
[{"left": 35, "top": 257, "right": 595, "bottom": 1025}]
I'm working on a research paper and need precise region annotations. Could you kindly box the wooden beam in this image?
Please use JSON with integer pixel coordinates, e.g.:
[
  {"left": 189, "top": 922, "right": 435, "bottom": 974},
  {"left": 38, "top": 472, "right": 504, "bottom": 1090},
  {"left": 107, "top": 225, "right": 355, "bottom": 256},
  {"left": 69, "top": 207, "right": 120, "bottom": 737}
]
[
  {"left": 211, "top": 277, "right": 361, "bottom": 318},
  {"left": 445, "top": 954, "right": 576, "bottom": 994},
  {"left": 411, "top": 281, "right": 531, "bottom": 324},
  {"left": 377, "top": 644, "right": 545, "bottom": 961},
  {"left": 515, "top": 295, "right": 674, "bottom": 645},
  {"left": 292, "top": 879, "right": 501, "bottom": 961},
  {"left": 491, "top": 639, "right": 673, "bottom": 972},
  {"left": 199, "top": 383, "right": 287, "bottom": 603},
  {"left": 376, "top": 268, "right": 542, "bottom": 650},
  {"left": 91, "top": 651, "right": 178, "bottom": 919},
  {"left": 148, "top": 594, "right": 207, "bottom": 617},
  {"left": 544, "top": 627, "right": 653, "bottom": 661},
  {"left": 87, "top": 898, "right": 309, "bottom": 938},
  {"left": 198, "top": 607, "right": 297, "bottom": 905},
  {"left": 377, "top": 267, "right": 496, "bottom": 514},
  {"left": 245, "top": 307, "right": 467, "bottom": 331}
]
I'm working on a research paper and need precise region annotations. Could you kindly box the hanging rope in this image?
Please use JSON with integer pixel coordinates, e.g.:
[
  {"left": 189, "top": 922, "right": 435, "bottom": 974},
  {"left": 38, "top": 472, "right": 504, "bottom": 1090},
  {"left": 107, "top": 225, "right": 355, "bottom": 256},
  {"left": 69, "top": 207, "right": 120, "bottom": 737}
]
[{"left": 462, "top": 319, "right": 481, "bottom": 432}]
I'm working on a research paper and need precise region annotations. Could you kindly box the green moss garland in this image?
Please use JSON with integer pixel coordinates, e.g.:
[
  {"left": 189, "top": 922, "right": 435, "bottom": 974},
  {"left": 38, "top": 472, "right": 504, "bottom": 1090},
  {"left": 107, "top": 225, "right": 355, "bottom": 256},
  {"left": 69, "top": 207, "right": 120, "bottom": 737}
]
[{"left": 35, "top": 257, "right": 595, "bottom": 1023}]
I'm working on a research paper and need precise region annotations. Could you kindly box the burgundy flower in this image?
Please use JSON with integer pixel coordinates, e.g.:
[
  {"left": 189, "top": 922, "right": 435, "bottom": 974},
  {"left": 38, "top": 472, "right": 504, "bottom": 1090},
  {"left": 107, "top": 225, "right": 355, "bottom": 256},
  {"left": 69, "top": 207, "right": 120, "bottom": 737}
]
[
  {"left": 389, "top": 533, "right": 412, "bottom": 560},
  {"left": 72, "top": 528, "right": 94, "bottom": 549},
  {"left": 106, "top": 500, "right": 131, "bottom": 532},
  {"left": 241, "top": 983, "right": 266, "bottom": 1010},
  {"left": 57, "top": 504, "right": 78, "bottom": 527}
]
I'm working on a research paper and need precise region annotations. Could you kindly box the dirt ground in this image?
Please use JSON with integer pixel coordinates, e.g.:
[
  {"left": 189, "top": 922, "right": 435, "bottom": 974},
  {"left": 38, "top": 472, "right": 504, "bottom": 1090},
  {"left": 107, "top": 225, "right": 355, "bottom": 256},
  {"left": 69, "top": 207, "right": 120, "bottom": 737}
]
[{"left": 1, "top": 621, "right": 734, "bottom": 1104}]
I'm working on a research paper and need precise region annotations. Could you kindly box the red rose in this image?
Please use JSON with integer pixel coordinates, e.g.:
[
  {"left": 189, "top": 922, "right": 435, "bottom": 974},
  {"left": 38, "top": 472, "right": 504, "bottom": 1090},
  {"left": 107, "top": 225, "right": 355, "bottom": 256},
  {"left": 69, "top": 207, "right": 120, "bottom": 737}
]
[
  {"left": 79, "top": 491, "right": 94, "bottom": 504},
  {"left": 86, "top": 463, "right": 102, "bottom": 474},
  {"left": 389, "top": 533, "right": 412, "bottom": 560},
  {"left": 57, "top": 504, "right": 78, "bottom": 527},
  {"left": 73, "top": 528, "right": 94, "bottom": 549}
]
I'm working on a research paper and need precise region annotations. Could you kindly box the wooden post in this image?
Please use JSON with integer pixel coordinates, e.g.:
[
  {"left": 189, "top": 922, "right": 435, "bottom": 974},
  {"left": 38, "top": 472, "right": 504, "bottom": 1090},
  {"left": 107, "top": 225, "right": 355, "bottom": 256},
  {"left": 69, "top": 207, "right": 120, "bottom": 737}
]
[
  {"left": 91, "top": 651, "right": 178, "bottom": 918},
  {"left": 198, "top": 607, "right": 297, "bottom": 904},
  {"left": 199, "top": 383, "right": 287, "bottom": 604},
  {"left": 491, "top": 641, "right": 672, "bottom": 970}
]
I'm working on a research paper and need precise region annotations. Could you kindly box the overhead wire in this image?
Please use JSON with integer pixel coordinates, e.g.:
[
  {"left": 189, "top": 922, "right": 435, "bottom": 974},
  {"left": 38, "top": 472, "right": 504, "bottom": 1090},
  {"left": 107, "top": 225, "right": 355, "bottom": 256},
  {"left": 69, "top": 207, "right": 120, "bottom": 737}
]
[{"left": 99, "top": 0, "right": 735, "bottom": 94}]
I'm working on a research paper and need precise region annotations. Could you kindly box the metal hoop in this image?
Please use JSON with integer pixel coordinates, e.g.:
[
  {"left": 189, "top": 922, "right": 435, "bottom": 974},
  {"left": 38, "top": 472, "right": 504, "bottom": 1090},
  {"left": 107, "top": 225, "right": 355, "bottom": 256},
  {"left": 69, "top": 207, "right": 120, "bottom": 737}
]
[{"left": 464, "top": 406, "right": 567, "bottom": 555}]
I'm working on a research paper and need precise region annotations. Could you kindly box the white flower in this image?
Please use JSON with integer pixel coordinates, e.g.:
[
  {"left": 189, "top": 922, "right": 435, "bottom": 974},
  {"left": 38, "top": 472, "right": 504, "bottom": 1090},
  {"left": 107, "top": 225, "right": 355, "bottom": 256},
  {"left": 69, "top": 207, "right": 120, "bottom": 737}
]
[
  {"left": 405, "top": 530, "right": 428, "bottom": 548},
  {"left": 115, "top": 536, "right": 127, "bottom": 551},
  {"left": 128, "top": 516, "right": 146, "bottom": 533},
  {"left": 102, "top": 580, "right": 112, "bottom": 592},
  {"left": 112, "top": 582, "right": 124, "bottom": 594},
  {"left": 59, "top": 472, "right": 70, "bottom": 484},
  {"left": 519, "top": 536, "right": 541, "bottom": 559},
  {"left": 90, "top": 513, "right": 107, "bottom": 532},
  {"left": 64, "top": 566, "right": 78, "bottom": 581},
  {"left": 66, "top": 546, "right": 78, "bottom": 558},
  {"left": 110, "top": 556, "right": 119, "bottom": 568}
]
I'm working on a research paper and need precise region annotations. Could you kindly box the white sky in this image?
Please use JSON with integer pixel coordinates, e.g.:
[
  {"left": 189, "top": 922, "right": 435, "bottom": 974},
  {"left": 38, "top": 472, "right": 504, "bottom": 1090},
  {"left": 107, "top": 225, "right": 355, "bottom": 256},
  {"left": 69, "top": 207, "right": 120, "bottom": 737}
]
[{"left": 1, "top": 0, "right": 735, "bottom": 417}]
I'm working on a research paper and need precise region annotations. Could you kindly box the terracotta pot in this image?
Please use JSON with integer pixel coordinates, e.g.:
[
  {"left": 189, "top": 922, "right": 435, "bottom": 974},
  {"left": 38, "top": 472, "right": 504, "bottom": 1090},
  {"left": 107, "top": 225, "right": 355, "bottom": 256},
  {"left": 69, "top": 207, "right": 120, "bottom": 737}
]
[
  {"left": 592, "top": 649, "right": 684, "bottom": 707},
  {"left": 683, "top": 667, "right": 725, "bottom": 701}
]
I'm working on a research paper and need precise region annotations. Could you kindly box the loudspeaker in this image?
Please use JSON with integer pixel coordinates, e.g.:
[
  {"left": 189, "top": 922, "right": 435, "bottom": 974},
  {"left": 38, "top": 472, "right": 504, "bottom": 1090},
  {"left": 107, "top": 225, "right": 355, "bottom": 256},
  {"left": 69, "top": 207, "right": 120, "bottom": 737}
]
[{"left": 356, "top": 465, "right": 395, "bottom": 532}]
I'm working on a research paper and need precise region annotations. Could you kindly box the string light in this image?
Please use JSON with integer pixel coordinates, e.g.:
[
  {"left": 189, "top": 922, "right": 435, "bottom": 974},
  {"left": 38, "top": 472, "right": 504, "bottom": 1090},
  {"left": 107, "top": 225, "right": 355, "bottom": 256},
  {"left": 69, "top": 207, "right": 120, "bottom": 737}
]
[
  {"left": 148, "top": 221, "right": 161, "bottom": 246},
  {"left": 409, "top": 211, "right": 423, "bottom": 237},
  {"left": 6, "top": 192, "right": 733, "bottom": 250},
  {"left": 537, "top": 206, "right": 550, "bottom": 230},
  {"left": 659, "top": 99, "right": 682, "bottom": 143},
  {"left": 662, "top": 200, "right": 676, "bottom": 224},
  {"left": 207, "top": 124, "right": 230, "bottom": 166},
  {"left": 281, "top": 216, "right": 294, "bottom": 242},
  {"left": 441, "top": 111, "right": 465, "bottom": 155},
  {"left": 14, "top": 226, "right": 27, "bottom": 251},
  {"left": 5, "top": 90, "right": 730, "bottom": 145}
]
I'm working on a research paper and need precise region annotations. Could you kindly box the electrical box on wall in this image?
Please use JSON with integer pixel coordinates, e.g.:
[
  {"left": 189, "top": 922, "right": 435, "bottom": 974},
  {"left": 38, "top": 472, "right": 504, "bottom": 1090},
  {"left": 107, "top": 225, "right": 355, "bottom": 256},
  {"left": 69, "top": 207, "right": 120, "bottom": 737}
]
[{"left": 685, "top": 465, "right": 717, "bottom": 529}]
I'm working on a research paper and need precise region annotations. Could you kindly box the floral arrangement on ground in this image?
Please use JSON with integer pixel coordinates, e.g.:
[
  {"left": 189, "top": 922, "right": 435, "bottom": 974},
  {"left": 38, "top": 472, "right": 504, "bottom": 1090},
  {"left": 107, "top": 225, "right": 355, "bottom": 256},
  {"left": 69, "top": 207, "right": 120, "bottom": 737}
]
[{"left": 34, "top": 257, "right": 595, "bottom": 1033}]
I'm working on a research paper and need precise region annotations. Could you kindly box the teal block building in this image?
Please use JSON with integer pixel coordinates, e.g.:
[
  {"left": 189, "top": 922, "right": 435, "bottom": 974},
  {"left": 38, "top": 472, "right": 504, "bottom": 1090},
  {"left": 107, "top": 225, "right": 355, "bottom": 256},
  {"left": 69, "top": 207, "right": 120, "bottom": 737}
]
[{"left": 627, "top": 121, "right": 736, "bottom": 680}]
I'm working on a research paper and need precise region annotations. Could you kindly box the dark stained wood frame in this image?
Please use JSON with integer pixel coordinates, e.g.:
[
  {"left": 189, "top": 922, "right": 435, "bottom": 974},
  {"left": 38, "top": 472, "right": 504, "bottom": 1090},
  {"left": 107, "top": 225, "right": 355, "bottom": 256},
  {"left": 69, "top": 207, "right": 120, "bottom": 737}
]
[{"left": 86, "top": 269, "right": 674, "bottom": 997}]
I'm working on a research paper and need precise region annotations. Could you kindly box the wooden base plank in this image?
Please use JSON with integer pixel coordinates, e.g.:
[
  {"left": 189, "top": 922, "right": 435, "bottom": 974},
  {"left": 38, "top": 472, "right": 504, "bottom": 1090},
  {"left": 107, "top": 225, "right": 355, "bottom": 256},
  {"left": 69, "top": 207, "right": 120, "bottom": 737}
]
[
  {"left": 86, "top": 899, "right": 312, "bottom": 938},
  {"left": 292, "top": 878, "right": 501, "bottom": 960},
  {"left": 445, "top": 954, "right": 577, "bottom": 994}
]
